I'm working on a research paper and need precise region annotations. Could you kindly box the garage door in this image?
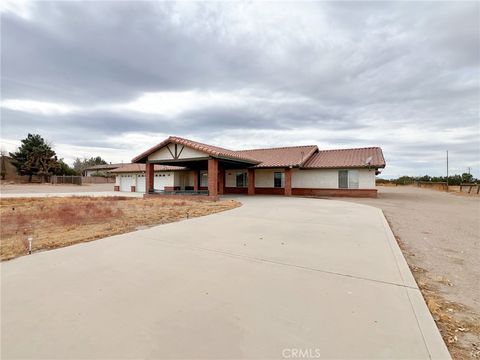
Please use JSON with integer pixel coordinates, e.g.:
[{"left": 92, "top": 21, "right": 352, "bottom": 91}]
[
  {"left": 136, "top": 174, "right": 146, "bottom": 193},
  {"left": 154, "top": 173, "right": 169, "bottom": 191},
  {"left": 119, "top": 175, "right": 134, "bottom": 192}
]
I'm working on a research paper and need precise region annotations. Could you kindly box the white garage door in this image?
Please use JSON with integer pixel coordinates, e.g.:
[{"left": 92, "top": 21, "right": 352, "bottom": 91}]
[
  {"left": 136, "top": 174, "right": 146, "bottom": 193},
  {"left": 154, "top": 173, "right": 169, "bottom": 191},
  {"left": 119, "top": 175, "right": 134, "bottom": 192}
]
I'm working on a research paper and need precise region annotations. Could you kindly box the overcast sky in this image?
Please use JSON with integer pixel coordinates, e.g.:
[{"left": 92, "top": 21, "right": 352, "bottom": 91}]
[{"left": 1, "top": 1, "right": 479, "bottom": 178}]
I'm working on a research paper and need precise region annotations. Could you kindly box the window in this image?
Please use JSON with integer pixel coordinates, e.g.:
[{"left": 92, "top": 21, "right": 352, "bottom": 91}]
[
  {"left": 274, "top": 172, "right": 284, "bottom": 188},
  {"left": 236, "top": 171, "right": 248, "bottom": 187},
  {"left": 200, "top": 171, "right": 208, "bottom": 187},
  {"left": 338, "top": 170, "right": 359, "bottom": 189},
  {"left": 348, "top": 170, "right": 359, "bottom": 189}
]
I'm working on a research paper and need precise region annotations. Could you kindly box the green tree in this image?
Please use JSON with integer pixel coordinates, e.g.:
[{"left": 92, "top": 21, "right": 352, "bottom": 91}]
[
  {"left": 73, "top": 156, "right": 108, "bottom": 175},
  {"left": 56, "top": 159, "right": 78, "bottom": 176},
  {"left": 461, "top": 172, "right": 473, "bottom": 183},
  {"left": 9, "top": 134, "right": 59, "bottom": 182}
]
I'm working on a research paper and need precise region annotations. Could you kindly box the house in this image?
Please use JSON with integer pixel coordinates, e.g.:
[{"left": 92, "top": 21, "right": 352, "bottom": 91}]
[
  {"left": 0, "top": 155, "right": 18, "bottom": 181},
  {"left": 84, "top": 163, "right": 124, "bottom": 177},
  {"left": 111, "top": 136, "right": 385, "bottom": 198}
]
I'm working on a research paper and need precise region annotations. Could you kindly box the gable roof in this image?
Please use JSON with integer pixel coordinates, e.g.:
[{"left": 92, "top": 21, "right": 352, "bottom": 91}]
[
  {"left": 302, "top": 147, "right": 385, "bottom": 169},
  {"left": 110, "top": 163, "right": 186, "bottom": 173},
  {"left": 236, "top": 145, "right": 318, "bottom": 168},
  {"left": 132, "top": 136, "right": 259, "bottom": 164}
]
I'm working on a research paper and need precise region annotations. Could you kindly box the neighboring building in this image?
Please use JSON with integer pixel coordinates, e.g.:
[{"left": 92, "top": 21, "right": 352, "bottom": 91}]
[
  {"left": 84, "top": 163, "right": 124, "bottom": 177},
  {"left": 0, "top": 155, "right": 18, "bottom": 181},
  {"left": 112, "top": 136, "right": 385, "bottom": 198}
]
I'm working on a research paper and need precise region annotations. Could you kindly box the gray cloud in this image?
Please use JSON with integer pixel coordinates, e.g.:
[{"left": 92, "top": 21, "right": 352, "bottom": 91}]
[{"left": 1, "top": 1, "right": 479, "bottom": 177}]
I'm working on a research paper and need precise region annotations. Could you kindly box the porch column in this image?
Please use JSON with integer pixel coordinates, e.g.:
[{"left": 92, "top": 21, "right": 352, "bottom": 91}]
[
  {"left": 208, "top": 158, "right": 219, "bottom": 196},
  {"left": 218, "top": 167, "right": 225, "bottom": 195},
  {"left": 248, "top": 168, "right": 255, "bottom": 195},
  {"left": 284, "top": 168, "right": 292, "bottom": 196},
  {"left": 193, "top": 170, "right": 199, "bottom": 191},
  {"left": 145, "top": 162, "right": 154, "bottom": 194}
]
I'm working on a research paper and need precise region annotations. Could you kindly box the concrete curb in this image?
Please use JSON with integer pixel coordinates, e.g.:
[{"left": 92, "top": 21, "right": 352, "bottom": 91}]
[{"left": 379, "top": 209, "right": 451, "bottom": 359}]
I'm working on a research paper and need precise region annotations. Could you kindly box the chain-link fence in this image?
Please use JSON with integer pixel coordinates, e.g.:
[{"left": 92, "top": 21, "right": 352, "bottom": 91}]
[{"left": 51, "top": 175, "right": 82, "bottom": 185}]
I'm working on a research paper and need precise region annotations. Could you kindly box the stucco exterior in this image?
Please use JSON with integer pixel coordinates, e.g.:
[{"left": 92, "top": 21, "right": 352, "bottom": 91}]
[
  {"left": 115, "top": 167, "right": 377, "bottom": 193},
  {"left": 254, "top": 169, "right": 284, "bottom": 188},
  {"left": 292, "top": 168, "right": 376, "bottom": 189},
  {"left": 149, "top": 144, "right": 207, "bottom": 161}
]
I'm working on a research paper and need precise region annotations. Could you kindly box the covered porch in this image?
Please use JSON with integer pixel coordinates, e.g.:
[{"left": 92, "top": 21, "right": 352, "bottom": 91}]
[
  {"left": 132, "top": 136, "right": 293, "bottom": 199},
  {"left": 144, "top": 158, "right": 265, "bottom": 199}
]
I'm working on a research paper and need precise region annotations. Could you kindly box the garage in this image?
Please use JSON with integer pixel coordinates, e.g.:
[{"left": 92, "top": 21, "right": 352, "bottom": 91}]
[
  {"left": 119, "top": 174, "right": 134, "bottom": 192},
  {"left": 154, "top": 173, "right": 170, "bottom": 191},
  {"left": 136, "top": 174, "right": 146, "bottom": 193}
]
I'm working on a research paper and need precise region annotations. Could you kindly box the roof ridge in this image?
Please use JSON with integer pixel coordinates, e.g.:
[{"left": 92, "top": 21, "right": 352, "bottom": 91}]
[
  {"left": 237, "top": 145, "right": 317, "bottom": 152},
  {"left": 169, "top": 136, "right": 234, "bottom": 152},
  {"left": 318, "top": 146, "right": 381, "bottom": 152}
]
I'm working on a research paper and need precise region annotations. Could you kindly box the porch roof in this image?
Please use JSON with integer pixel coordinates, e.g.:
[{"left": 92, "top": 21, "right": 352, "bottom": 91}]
[{"left": 132, "top": 136, "right": 260, "bottom": 165}]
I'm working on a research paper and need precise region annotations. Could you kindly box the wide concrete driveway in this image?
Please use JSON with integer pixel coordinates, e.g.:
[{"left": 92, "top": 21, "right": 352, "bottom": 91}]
[{"left": 1, "top": 196, "right": 449, "bottom": 359}]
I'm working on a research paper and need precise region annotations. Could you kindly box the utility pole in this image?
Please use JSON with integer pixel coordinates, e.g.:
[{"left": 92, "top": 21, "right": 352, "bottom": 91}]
[
  {"left": 446, "top": 150, "right": 449, "bottom": 192},
  {"left": 467, "top": 166, "right": 471, "bottom": 175}
]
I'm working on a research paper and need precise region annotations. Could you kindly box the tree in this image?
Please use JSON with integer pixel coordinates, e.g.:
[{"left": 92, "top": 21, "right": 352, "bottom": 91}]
[
  {"left": 56, "top": 159, "right": 78, "bottom": 176},
  {"left": 9, "top": 134, "right": 59, "bottom": 182},
  {"left": 73, "top": 156, "right": 108, "bottom": 175},
  {"left": 461, "top": 172, "right": 474, "bottom": 183}
]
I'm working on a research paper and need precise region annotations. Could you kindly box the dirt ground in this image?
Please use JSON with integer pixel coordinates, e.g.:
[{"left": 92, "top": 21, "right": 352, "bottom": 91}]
[
  {"left": 344, "top": 186, "right": 480, "bottom": 359},
  {"left": 0, "top": 183, "right": 113, "bottom": 194},
  {"left": 0, "top": 197, "right": 240, "bottom": 261}
]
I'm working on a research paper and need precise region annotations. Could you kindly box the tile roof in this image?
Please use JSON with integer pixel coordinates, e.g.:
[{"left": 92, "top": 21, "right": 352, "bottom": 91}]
[
  {"left": 109, "top": 163, "right": 186, "bottom": 173},
  {"left": 85, "top": 163, "right": 125, "bottom": 170},
  {"left": 131, "top": 136, "right": 385, "bottom": 169},
  {"left": 236, "top": 145, "right": 318, "bottom": 168},
  {"left": 132, "top": 136, "right": 259, "bottom": 164},
  {"left": 302, "top": 147, "right": 385, "bottom": 169}
]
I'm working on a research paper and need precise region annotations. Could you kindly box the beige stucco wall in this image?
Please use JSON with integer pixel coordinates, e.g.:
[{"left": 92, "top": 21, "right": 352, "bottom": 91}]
[
  {"left": 292, "top": 168, "right": 376, "bottom": 189},
  {"left": 254, "top": 169, "right": 284, "bottom": 188},
  {"left": 173, "top": 171, "right": 194, "bottom": 188},
  {"left": 148, "top": 144, "right": 207, "bottom": 161},
  {"left": 225, "top": 169, "right": 248, "bottom": 187}
]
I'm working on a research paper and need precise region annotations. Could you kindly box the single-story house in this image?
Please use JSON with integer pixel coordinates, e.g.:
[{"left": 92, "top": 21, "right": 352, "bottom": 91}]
[
  {"left": 84, "top": 163, "right": 125, "bottom": 177},
  {"left": 111, "top": 136, "right": 385, "bottom": 198}
]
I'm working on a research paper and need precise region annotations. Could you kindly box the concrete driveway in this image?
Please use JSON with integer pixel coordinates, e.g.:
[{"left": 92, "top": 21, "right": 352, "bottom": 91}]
[
  {"left": 0, "top": 183, "right": 142, "bottom": 198},
  {"left": 1, "top": 196, "right": 449, "bottom": 359}
]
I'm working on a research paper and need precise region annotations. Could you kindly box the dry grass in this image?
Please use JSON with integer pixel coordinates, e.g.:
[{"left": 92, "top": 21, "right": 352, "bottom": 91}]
[
  {"left": 415, "top": 267, "right": 480, "bottom": 360},
  {"left": 0, "top": 196, "right": 240, "bottom": 261},
  {"left": 395, "top": 234, "right": 480, "bottom": 359}
]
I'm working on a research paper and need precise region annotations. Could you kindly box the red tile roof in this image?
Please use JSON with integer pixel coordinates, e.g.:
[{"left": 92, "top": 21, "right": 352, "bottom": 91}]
[
  {"left": 302, "top": 147, "right": 385, "bottom": 169},
  {"left": 132, "top": 136, "right": 259, "bottom": 164},
  {"left": 131, "top": 136, "right": 385, "bottom": 169},
  {"left": 236, "top": 145, "right": 318, "bottom": 168},
  {"left": 110, "top": 163, "right": 186, "bottom": 173}
]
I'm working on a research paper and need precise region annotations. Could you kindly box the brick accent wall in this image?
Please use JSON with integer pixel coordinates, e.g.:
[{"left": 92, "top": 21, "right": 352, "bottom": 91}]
[
  {"left": 292, "top": 188, "right": 378, "bottom": 198},
  {"left": 218, "top": 167, "right": 225, "bottom": 195},
  {"left": 284, "top": 168, "right": 292, "bottom": 196},
  {"left": 144, "top": 194, "right": 218, "bottom": 201},
  {"left": 248, "top": 169, "right": 255, "bottom": 195},
  {"left": 145, "top": 162, "right": 154, "bottom": 194},
  {"left": 208, "top": 158, "right": 219, "bottom": 196},
  {"left": 193, "top": 171, "right": 199, "bottom": 191},
  {"left": 255, "top": 187, "right": 285, "bottom": 195},
  {"left": 224, "top": 187, "right": 248, "bottom": 194}
]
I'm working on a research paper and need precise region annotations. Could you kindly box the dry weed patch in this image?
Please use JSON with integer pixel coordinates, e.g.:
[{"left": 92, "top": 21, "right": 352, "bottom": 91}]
[{"left": 1, "top": 197, "right": 240, "bottom": 261}]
